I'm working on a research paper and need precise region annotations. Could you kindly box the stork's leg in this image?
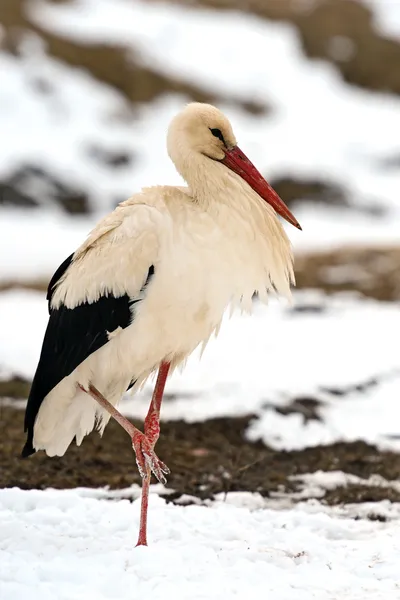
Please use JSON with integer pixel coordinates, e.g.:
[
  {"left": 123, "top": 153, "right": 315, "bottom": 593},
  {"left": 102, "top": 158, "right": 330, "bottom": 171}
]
[
  {"left": 143, "top": 361, "right": 171, "bottom": 446},
  {"left": 78, "top": 361, "right": 171, "bottom": 546},
  {"left": 136, "top": 361, "right": 171, "bottom": 546},
  {"left": 79, "top": 382, "right": 169, "bottom": 481}
]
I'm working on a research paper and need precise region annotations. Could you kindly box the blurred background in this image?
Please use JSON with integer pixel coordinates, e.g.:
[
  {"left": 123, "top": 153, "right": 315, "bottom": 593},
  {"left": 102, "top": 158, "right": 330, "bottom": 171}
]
[{"left": 1, "top": 0, "right": 400, "bottom": 502}]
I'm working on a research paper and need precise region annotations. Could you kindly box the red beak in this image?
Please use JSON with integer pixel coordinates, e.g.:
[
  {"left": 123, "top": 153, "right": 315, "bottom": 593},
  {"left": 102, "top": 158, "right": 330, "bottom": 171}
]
[{"left": 221, "top": 146, "right": 302, "bottom": 230}]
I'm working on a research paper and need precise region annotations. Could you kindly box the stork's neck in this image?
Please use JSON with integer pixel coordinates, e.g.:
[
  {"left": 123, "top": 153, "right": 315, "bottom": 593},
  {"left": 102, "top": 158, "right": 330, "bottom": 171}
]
[
  {"left": 173, "top": 148, "right": 289, "bottom": 243},
  {"left": 168, "top": 145, "right": 294, "bottom": 304},
  {"left": 179, "top": 151, "right": 244, "bottom": 212}
]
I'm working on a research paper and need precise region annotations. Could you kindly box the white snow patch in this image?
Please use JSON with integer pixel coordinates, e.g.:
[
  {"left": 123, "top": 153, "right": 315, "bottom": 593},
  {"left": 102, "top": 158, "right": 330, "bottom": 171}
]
[
  {"left": 365, "top": 0, "right": 400, "bottom": 40},
  {"left": 0, "top": 210, "right": 90, "bottom": 280},
  {"left": 246, "top": 374, "right": 400, "bottom": 452},
  {"left": 1, "top": 486, "right": 400, "bottom": 600},
  {"left": 214, "top": 485, "right": 400, "bottom": 523}
]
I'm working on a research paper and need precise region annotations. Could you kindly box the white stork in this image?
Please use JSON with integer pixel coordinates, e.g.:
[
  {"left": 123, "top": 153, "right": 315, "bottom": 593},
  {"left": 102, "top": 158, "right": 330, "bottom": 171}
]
[{"left": 22, "top": 103, "right": 301, "bottom": 546}]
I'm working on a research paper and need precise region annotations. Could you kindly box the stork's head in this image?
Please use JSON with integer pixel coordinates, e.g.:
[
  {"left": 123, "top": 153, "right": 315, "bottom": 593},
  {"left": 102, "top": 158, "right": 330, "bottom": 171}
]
[{"left": 167, "top": 103, "right": 301, "bottom": 230}]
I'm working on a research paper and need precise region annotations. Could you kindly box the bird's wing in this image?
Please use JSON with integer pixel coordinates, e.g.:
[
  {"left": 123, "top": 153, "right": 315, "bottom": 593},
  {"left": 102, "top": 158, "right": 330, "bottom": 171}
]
[
  {"left": 22, "top": 199, "right": 167, "bottom": 456},
  {"left": 51, "top": 198, "right": 166, "bottom": 309}
]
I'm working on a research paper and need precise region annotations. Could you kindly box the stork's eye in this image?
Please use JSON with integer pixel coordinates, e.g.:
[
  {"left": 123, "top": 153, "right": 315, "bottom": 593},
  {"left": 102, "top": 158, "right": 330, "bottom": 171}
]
[{"left": 210, "top": 128, "right": 225, "bottom": 143}]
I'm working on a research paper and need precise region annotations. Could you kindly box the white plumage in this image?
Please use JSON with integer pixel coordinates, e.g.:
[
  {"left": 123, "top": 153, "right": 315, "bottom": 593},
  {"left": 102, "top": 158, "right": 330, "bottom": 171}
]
[{"left": 23, "top": 102, "right": 300, "bottom": 546}]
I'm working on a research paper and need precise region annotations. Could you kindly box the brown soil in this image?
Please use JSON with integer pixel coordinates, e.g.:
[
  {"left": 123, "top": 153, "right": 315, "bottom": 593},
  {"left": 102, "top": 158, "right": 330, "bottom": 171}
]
[
  {"left": 323, "top": 483, "right": 400, "bottom": 506},
  {"left": 0, "top": 376, "right": 31, "bottom": 400},
  {"left": 270, "top": 177, "right": 384, "bottom": 216},
  {"left": 0, "top": 280, "right": 48, "bottom": 294},
  {"left": 271, "top": 177, "right": 351, "bottom": 210},
  {"left": 2, "top": 404, "right": 400, "bottom": 509},
  {"left": 264, "top": 395, "right": 322, "bottom": 423},
  {"left": 295, "top": 245, "right": 400, "bottom": 302}
]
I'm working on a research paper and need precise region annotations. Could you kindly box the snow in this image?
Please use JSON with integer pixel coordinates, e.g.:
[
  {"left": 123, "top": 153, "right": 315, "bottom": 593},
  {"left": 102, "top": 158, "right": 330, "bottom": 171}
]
[
  {"left": 0, "top": 210, "right": 90, "bottom": 279},
  {"left": 365, "top": 0, "right": 400, "bottom": 39},
  {"left": 246, "top": 372, "right": 400, "bottom": 452},
  {"left": 1, "top": 486, "right": 400, "bottom": 600}
]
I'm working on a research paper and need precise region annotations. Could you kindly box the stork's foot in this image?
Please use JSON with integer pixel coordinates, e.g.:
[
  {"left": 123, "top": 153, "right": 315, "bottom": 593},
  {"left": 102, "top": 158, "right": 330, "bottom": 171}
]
[{"left": 132, "top": 430, "right": 170, "bottom": 484}]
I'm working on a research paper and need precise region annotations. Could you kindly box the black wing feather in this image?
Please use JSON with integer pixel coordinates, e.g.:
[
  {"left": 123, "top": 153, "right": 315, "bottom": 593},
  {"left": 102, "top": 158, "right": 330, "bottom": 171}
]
[
  {"left": 22, "top": 258, "right": 154, "bottom": 457},
  {"left": 46, "top": 253, "right": 74, "bottom": 312}
]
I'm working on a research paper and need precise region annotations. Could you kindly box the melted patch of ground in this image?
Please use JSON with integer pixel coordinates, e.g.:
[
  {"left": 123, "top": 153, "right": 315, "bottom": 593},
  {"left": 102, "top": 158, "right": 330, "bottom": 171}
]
[
  {"left": 263, "top": 396, "right": 322, "bottom": 424},
  {"left": 0, "top": 376, "right": 31, "bottom": 400},
  {"left": 1, "top": 405, "right": 399, "bottom": 507},
  {"left": 270, "top": 176, "right": 384, "bottom": 216},
  {"left": 295, "top": 246, "right": 400, "bottom": 302},
  {"left": 0, "top": 280, "right": 48, "bottom": 293},
  {"left": 323, "top": 483, "right": 400, "bottom": 505}
]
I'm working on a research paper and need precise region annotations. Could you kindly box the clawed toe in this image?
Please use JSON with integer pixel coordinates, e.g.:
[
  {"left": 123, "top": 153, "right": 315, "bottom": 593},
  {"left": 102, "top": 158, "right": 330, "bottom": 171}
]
[
  {"left": 132, "top": 432, "right": 170, "bottom": 484},
  {"left": 142, "top": 451, "right": 169, "bottom": 484}
]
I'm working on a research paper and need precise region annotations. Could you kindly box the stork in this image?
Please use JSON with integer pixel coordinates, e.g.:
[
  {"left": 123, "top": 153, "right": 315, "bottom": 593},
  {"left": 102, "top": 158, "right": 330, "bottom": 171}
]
[{"left": 22, "top": 103, "right": 301, "bottom": 546}]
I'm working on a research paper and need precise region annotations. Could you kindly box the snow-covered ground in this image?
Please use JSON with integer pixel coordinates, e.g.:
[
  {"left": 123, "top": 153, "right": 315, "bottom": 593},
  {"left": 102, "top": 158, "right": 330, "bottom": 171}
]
[{"left": 1, "top": 486, "right": 400, "bottom": 600}]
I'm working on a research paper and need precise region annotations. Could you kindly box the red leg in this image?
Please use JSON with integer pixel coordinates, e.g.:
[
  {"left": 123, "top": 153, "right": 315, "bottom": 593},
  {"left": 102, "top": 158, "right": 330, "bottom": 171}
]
[
  {"left": 136, "top": 465, "right": 151, "bottom": 547},
  {"left": 136, "top": 361, "right": 170, "bottom": 547},
  {"left": 79, "top": 383, "right": 169, "bottom": 483},
  {"left": 79, "top": 361, "right": 171, "bottom": 548},
  {"left": 143, "top": 361, "right": 170, "bottom": 445}
]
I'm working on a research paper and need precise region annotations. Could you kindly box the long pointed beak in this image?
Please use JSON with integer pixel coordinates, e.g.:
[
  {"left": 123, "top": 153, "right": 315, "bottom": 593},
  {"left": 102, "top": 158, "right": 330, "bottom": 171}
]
[{"left": 221, "top": 146, "right": 302, "bottom": 230}]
